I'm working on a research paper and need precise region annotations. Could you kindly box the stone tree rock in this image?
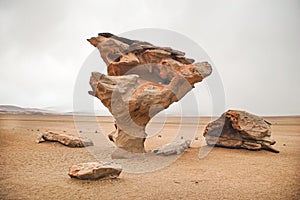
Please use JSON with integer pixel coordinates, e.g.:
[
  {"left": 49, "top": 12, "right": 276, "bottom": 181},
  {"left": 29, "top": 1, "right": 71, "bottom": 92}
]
[
  {"left": 203, "top": 110, "right": 279, "bottom": 153},
  {"left": 88, "top": 33, "right": 212, "bottom": 154}
]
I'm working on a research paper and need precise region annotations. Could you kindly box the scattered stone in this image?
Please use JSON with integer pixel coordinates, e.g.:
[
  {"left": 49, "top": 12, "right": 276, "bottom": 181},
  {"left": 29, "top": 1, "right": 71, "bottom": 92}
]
[
  {"left": 153, "top": 139, "right": 191, "bottom": 156},
  {"left": 203, "top": 110, "right": 279, "bottom": 153},
  {"left": 158, "top": 134, "right": 162, "bottom": 138},
  {"left": 36, "top": 132, "right": 93, "bottom": 147},
  {"left": 68, "top": 162, "right": 122, "bottom": 180},
  {"left": 195, "top": 137, "right": 199, "bottom": 140}
]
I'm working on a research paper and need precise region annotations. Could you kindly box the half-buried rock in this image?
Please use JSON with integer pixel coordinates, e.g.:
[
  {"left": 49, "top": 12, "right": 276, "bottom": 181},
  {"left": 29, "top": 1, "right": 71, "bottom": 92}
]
[
  {"left": 68, "top": 162, "right": 122, "bottom": 180},
  {"left": 153, "top": 139, "right": 191, "bottom": 156},
  {"left": 203, "top": 110, "right": 279, "bottom": 153},
  {"left": 36, "top": 132, "right": 93, "bottom": 147}
]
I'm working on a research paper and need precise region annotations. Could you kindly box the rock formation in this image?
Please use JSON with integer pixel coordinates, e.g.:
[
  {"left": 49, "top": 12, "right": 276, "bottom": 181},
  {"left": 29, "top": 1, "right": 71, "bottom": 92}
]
[
  {"left": 36, "top": 132, "right": 93, "bottom": 147},
  {"left": 68, "top": 162, "right": 122, "bottom": 180},
  {"left": 88, "top": 33, "right": 212, "bottom": 154},
  {"left": 203, "top": 110, "right": 279, "bottom": 153}
]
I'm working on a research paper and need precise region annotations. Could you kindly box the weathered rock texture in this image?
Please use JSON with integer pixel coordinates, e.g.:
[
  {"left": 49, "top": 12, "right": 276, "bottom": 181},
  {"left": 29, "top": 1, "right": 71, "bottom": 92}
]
[
  {"left": 68, "top": 162, "right": 122, "bottom": 180},
  {"left": 153, "top": 139, "right": 191, "bottom": 156},
  {"left": 203, "top": 110, "right": 279, "bottom": 153},
  {"left": 88, "top": 33, "right": 212, "bottom": 153},
  {"left": 36, "top": 132, "right": 93, "bottom": 148}
]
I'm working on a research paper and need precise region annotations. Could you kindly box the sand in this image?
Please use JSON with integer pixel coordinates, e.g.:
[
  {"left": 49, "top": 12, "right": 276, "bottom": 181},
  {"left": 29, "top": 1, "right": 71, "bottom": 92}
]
[{"left": 0, "top": 114, "right": 299, "bottom": 199}]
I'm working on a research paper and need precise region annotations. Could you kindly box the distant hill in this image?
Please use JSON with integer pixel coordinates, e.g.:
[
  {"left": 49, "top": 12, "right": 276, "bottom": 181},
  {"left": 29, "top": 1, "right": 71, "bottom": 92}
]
[
  {"left": 0, "top": 105, "right": 107, "bottom": 116},
  {"left": 0, "top": 105, "right": 61, "bottom": 115}
]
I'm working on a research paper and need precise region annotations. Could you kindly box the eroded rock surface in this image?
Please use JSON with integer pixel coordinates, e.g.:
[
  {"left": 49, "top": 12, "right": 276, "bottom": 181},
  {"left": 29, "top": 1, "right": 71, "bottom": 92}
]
[
  {"left": 68, "top": 162, "right": 122, "bottom": 180},
  {"left": 36, "top": 132, "right": 93, "bottom": 147},
  {"left": 88, "top": 33, "right": 212, "bottom": 154},
  {"left": 203, "top": 110, "right": 279, "bottom": 153}
]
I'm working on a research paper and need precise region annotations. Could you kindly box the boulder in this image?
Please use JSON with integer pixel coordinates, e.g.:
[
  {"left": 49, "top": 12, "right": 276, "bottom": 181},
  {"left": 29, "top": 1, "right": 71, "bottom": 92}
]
[
  {"left": 203, "top": 110, "right": 279, "bottom": 153},
  {"left": 153, "top": 139, "right": 191, "bottom": 156},
  {"left": 88, "top": 33, "right": 212, "bottom": 154},
  {"left": 36, "top": 132, "right": 93, "bottom": 147},
  {"left": 68, "top": 162, "right": 122, "bottom": 180}
]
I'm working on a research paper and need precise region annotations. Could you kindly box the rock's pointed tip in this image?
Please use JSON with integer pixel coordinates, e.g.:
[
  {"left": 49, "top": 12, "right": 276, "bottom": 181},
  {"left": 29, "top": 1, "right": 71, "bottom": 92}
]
[
  {"left": 87, "top": 37, "right": 99, "bottom": 47},
  {"left": 88, "top": 91, "right": 95, "bottom": 96},
  {"left": 91, "top": 71, "right": 103, "bottom": 79},
  {"left": 195, "top": 61, "right": 212, "bottom": 79}
]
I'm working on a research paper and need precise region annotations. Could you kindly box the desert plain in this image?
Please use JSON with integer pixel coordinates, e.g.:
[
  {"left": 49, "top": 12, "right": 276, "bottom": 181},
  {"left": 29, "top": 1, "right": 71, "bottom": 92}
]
[{"left": 0, "top": 114, "right": 299, "bottom": 199}]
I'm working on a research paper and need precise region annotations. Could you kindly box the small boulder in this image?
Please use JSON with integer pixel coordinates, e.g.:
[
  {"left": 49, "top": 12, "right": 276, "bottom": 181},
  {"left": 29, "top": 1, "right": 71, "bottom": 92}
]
[
  {"left": 203, "top": 110, "right": 279, "bottom": 153},
  {"left": 36, "top": 132, "right": 93, "bottom": 147},
  {"left": 153, "top": 139, "right": 191, "bottom": 156},
  {"left": 68, "top": 162, "right": 122, "bottom": 180}
]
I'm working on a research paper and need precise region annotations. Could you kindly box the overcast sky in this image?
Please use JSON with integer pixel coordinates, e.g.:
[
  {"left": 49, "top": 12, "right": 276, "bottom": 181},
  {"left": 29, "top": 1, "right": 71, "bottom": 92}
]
[{"left": 0, "top": 0, "right": 299, "bottom": 116}]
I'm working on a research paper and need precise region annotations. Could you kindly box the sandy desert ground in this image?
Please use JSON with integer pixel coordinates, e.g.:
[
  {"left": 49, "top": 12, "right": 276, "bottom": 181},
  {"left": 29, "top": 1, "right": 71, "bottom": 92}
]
[{"left": 0, "top": 114, "right": 299, "bottom": 199}]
